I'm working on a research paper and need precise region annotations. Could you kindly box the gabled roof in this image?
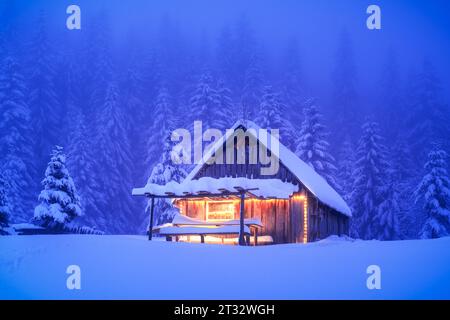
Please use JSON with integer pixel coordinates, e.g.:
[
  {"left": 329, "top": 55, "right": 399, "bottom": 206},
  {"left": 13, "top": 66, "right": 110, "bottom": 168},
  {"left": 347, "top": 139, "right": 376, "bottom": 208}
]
[{"left": 184, "top": 120, "right": 352, "bottom": 217}]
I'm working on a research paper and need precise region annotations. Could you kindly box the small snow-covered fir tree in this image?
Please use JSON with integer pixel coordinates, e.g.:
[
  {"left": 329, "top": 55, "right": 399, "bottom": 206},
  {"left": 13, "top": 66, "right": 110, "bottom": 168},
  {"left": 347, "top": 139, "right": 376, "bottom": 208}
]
[
  {"left": 0, "top": 172, "right": 11, "bottom": 234},
  {"left": 295, "top": 99, "right": 339, "bottom": 190},
  {"left": 415, "top": 148, "right": 450, "bottom": 238},
  {"left": 34, "top": 146, "right": 82, "bottom": 229},
  {"left": 255, "top": 85, "right": 296, "bottom": 150},
  {"left": 351, "top": 120, "right": 389, "bottom": 239},
  {"left": 144, "top": 134, "right": 187, "bottom": 228}
]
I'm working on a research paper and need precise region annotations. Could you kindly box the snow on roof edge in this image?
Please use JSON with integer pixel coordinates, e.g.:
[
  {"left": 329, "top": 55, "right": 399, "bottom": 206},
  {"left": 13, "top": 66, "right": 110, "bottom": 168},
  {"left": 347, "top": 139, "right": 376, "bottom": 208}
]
[{"left": 132, "top": 176, "right": 298, "bottom": 199}]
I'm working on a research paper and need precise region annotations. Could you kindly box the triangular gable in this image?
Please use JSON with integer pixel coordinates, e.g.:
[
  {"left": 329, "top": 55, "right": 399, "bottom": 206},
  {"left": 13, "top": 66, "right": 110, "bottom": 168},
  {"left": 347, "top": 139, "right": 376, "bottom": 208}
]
[{"left": 184, "top": 120, "right": 351, "bottom": 217}]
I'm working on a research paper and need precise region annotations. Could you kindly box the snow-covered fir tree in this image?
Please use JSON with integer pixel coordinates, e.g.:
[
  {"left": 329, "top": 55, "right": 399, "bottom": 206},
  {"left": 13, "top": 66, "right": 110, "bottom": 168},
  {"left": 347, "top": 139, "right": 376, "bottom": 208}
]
[
  {"left": 94, "top": 82, "right": 135, "bottom": 233},
  {"left": 331, "top": 30, "right": 359, "bottom": 147},
  {"left": 28, "top": 12, "right": 61, "bottom": 169},
  {"left": 143, "top": 134, "right": 187, "bottom": 228},
  {"left": 85, "top": 15, "right": 114, "bottom": 117},
  {"left": 282, "top": 40, "right": 304, "bottom": 107},
  {"left": 336, "top": 137, "right": 356, "bottom": 204},
  {"left": 351, "top": 120, "right": 389, "bottom": 239},
  {"left": 231, "top": 15, "right": 258, "bottom": 93},
  {"left": 295, "top": 99, "right": 339, "bottom": 190},
  {"left": 0, "top": 57, "right": 35, "bottom": 222},
  {"left": 282, "top": 39, "right": 305, "bottom": 132},
  {"left": 215, "top": 26, "right": 234, "bottom": 85},
  {"left": 241, "top": 54, "right": 264, "bottom": 120},
  {"left": 189, "top": 72, "right": 220, "bottom": 129},
  {"left": 0, "top": 172, "right": 11, "bottom": 234},
  {"left": 375, "top": 168, "right": 401, "bottom": 240},
  {"left": 33, "top": 146, "right": 82, "bottom": 229},
  {"left": 415, "top": 148, "right": 450, "bottom": 238},
  {"left": 212, "top": 79, "right": 235, "bottom": 130},
  {"left": 121, "top": 56, "right": 147, "bottom": 185},
  {"left": 378, "top": 49, "right": 402, "bottom": 141},
  {"left": 66, "top": 107, "right": 99, "bottom": 226},
  {"left": 407, "top": 60, "right": 449, "bottom": 161},
  {"left": 146, "top": 86, "right": 176, "bottom": 169},
  {"left": 255, "top": 85, "right": 296, "bottom": 150},
  {"left": 391, "top": 137, "right": 417, "bottom": 238}
]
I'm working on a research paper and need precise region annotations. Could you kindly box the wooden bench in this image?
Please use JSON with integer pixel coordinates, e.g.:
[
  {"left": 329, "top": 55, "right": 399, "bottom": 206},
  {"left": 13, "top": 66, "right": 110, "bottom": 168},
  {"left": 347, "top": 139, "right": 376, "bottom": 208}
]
[
  {"left": 152, "top": 215, "right": 264, "bottom": 245},
  {"left": 156, "top": 225, "right": 252, "bottom": 244}
]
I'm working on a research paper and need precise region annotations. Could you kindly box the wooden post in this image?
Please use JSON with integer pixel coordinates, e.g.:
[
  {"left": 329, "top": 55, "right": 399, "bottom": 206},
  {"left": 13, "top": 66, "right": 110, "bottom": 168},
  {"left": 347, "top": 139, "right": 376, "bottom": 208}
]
[
  {"left": 239, "top": 192, "right": 246, "bottom": 246},
  {"left": 148, "top": 197, "right": 155, "bottom": 240}
]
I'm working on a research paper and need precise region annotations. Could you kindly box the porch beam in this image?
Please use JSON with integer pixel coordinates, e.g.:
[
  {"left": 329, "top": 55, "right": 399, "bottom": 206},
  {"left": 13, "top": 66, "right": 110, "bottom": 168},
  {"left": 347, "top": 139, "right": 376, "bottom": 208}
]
[{"left": 148, "top": 197, "right": 155, "bottom": 241}]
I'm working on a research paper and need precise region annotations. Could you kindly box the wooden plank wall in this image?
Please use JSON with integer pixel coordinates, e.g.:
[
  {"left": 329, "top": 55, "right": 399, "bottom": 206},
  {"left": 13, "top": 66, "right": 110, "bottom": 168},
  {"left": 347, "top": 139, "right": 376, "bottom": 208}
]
[
  {"left": 245, "top": 199, "right": 291, "bottom": 243},
  {"left": 308, "top": 202, "right": 350, "bottom": 241},
  {"left": 193, "top": 134, "right": 299, "bottom": 185},
  {"left": 180, "top": 200, "right": 207, "bottom": 220},
  {"left": 176, "top": 197, "right": 349, "bottom": 243},
  {"left": 289, "top": 196, "right": 303, "bottom": 243}
]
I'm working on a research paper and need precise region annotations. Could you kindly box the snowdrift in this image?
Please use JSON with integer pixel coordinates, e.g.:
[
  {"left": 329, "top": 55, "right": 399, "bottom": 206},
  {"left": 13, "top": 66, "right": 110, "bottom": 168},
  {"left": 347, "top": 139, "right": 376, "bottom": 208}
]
[{"left": 0, "top": 235, "right": 449, "bottom": 299}]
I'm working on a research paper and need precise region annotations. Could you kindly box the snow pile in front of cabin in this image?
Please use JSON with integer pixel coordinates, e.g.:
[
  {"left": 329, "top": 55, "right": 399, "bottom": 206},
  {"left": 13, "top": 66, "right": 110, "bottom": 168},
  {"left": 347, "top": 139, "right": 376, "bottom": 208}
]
[
  {"left": 1, "top": 235, "right": 450, "bottom": 299},
  {"left": 132, "top": 176, "right": 298, "bottom": 199}
]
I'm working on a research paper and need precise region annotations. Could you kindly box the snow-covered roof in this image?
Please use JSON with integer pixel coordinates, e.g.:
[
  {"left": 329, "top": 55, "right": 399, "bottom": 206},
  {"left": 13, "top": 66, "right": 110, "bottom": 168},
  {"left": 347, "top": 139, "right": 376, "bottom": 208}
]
[
  {"left": 184, "top": 120, "right": 352, "bottom": 217},
  {"left": 132, "top": 176, "right": 298, "bottom": 199}
]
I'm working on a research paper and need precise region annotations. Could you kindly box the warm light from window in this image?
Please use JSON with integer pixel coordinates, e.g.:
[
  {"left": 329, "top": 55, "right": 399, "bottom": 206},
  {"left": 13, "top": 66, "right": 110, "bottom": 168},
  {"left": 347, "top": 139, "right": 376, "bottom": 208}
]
[{"left": 206, "top": 201, "right": 235, "bottom": 221}]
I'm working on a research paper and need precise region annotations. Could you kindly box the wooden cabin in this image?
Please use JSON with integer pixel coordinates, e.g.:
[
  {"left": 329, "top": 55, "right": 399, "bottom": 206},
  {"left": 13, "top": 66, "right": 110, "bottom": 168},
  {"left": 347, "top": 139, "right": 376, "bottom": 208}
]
[{"left": 132, "top": 120, "right": 351, "bottom": 245}]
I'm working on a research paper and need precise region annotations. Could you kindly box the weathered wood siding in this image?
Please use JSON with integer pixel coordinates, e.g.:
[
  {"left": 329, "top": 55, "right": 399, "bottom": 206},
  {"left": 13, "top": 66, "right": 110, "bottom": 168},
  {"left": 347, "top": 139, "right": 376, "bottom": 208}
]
[
  {"left": 308, "top": 201, "right": 350, "bottom": 241},
  {"left": 289, "top": 195, "right": 303, "bottom": 243},
  {"left": 176, "top": 194, "right": 349, "bottom": 244},
  {"left": 192, "top": 133, "right": 300, "bottom": 184}
]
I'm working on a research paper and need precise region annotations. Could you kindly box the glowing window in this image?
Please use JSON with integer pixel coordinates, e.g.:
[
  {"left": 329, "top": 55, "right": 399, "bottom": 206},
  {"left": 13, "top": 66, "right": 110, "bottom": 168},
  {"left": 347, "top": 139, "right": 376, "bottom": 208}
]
[{"left": 206, "top": 201, "right": 235, "bottom": 221}]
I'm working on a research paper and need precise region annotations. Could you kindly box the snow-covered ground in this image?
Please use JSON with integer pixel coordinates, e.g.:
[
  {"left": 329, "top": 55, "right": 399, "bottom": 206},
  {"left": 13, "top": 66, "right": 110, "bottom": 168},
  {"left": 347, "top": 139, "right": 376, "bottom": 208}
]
[{"left": 0, "top": 235, "right": 449, "bottom": 299}]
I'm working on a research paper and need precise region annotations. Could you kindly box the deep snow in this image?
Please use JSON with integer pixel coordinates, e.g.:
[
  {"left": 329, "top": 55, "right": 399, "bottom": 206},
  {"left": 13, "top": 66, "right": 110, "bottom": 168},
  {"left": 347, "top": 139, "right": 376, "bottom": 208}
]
[{"left": 0, "top": 235, "right": 449, "bottom": 299}]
